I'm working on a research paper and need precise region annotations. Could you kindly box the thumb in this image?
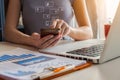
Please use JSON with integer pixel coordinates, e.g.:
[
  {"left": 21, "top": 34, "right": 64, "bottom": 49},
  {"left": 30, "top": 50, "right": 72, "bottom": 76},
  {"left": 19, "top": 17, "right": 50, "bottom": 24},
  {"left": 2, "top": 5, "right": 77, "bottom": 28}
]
[{"left": 31, "top": 32, "right": 40, "bottom": 40}]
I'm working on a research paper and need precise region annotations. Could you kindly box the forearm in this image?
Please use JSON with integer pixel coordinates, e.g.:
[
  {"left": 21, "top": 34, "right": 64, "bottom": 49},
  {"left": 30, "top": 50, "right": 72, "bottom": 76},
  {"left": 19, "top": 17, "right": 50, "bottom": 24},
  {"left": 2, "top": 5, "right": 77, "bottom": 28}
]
[
  {"left": 68, "top": 26, "right": 93, "bottom": 41},
  {"left": 4, "top": 28, "right": 34, "bottom": 46},
  {"left": 3, "top": 0, "right": 33, "bottom": 45},
  {"left": 71, "top": 0, "right": 93, "bottom": 40}
]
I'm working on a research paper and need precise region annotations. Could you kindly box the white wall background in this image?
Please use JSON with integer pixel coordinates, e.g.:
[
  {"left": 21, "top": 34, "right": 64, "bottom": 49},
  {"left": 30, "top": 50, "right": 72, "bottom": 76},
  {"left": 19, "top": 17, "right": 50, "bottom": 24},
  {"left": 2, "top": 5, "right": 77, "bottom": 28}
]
[
  {"left": 105, "top": 0, "right": 120, "bottom": 22},
  {"left": 96, "top": 0, "right": 120, "bottom": 39}
]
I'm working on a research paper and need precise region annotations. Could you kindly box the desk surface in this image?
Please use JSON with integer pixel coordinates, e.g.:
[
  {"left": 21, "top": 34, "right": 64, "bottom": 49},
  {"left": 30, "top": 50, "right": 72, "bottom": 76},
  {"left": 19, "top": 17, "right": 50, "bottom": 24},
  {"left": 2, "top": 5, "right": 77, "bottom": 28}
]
[{"left": 0, "top": 41, "right": 120, "bottom": 80}]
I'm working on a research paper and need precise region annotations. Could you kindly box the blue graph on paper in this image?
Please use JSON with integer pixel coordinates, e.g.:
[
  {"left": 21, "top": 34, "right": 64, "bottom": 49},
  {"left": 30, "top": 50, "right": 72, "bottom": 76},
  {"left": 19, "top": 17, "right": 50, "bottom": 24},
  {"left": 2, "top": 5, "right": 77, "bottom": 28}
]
[
  {"left": 14, "top": 56, "right": 55, "bottom": 66},
  {"left": 5, "top": 70, "right": 36, "bottom": 76},
  {"left": 0, "top": 54, "right": 35, "bottom": 62}
]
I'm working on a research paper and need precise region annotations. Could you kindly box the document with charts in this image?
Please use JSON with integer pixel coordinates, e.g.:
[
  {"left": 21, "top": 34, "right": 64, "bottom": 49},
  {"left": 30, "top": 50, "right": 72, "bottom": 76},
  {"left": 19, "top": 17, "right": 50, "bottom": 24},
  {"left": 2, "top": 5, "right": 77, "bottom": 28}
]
[{"left": 0, "top": 48, "right": 91, "bottom": 80}]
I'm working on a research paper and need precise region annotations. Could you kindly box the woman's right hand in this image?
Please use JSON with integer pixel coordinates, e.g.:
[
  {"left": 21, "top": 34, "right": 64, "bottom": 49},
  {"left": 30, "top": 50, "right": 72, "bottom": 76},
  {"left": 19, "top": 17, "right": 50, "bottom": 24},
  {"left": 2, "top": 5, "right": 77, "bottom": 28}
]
[{"left": 31, "top": 32, "right": 61, "bottom": 49}]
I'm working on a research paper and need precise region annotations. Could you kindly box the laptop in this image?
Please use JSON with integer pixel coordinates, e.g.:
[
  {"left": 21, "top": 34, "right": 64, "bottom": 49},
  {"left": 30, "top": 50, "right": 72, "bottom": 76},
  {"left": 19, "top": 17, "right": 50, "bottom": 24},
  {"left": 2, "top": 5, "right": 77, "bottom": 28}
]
[{"left": 40, "top": 2, "right": 120, "bottom": 64}]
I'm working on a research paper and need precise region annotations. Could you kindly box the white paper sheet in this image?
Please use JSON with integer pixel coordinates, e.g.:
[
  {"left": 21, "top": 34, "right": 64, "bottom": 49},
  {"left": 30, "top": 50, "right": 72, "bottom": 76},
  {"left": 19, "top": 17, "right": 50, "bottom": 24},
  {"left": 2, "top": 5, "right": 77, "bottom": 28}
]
[{"left": 0, "top": 48, "right": 86, "bottom": 80}]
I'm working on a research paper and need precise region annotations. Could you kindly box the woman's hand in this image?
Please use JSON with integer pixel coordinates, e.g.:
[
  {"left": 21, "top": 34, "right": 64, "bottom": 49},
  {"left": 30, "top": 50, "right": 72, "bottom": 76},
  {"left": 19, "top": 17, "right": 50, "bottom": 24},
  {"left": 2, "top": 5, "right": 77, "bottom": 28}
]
[
  {"left": 31, "top": 32, "right": 61, "bottom": 49},
  {"left": 50, "top": 19, "right": 71, "bottom": 37},
  {"left": 30, "top": 19, "right": 71, "bottom": 49}
]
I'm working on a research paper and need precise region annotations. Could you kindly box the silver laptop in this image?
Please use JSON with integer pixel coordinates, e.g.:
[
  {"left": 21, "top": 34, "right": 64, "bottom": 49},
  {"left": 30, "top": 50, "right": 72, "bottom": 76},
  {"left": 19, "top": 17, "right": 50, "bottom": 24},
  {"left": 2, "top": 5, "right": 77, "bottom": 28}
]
[{"left": 40, "top": 3, "right": 120, "bottom": 63}]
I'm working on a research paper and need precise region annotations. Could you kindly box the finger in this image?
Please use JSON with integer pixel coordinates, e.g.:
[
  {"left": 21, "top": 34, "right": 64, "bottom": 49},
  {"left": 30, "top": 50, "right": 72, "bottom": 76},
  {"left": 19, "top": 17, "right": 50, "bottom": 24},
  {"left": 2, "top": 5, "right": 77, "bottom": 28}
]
[
  {"left": 50, "top": 19, "right": 58, "bottom": 28},
  {"left": 31, "top": 32, "right": 40, "bottom": 40},
  {"left": 40, "top": 35, "right": 61, "bottom": 49},
  {"left": 56, "top": 19, "right": 64, "bottom": 29},
  {"left": 60, "top": 23, "right": 66, "bottom": 36},
  {"left": 48, "top": 38, "right": 61, "bottom": 47},
  {"left": 41, "top": 38, "right": 60, "bottom": 49},
  {"left": 40, "top": 35, "right": 54, "bottom": 45}
]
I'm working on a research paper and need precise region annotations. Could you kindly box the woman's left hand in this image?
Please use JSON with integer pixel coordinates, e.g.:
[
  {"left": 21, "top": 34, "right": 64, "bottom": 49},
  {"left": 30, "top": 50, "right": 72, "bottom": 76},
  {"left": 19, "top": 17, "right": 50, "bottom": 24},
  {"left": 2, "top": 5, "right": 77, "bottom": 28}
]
[{"left": 50, "top": 19, "right": 71, "bottom": 37}]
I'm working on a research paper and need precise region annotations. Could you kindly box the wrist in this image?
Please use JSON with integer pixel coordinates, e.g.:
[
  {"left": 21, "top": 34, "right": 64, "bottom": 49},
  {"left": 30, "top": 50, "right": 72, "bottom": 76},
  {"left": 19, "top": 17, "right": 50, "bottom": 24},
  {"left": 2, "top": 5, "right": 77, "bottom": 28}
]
[{"left": 23, "top": 35, "right": 37, "bottom": 47}]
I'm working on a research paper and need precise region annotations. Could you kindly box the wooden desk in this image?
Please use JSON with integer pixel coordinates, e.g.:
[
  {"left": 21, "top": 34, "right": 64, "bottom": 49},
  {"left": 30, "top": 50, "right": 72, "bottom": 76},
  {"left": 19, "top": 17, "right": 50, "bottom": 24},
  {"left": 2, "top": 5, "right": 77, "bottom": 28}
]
[{"left": 0, "top": 41, "right": 120, "bottom": 80}]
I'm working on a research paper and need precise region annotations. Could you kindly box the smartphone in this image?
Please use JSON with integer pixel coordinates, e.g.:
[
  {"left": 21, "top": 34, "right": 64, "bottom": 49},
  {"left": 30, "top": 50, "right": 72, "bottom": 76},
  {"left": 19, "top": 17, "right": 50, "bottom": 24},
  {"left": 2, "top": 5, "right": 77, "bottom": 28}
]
[{"left": 40, "top": 28, "right": 60, "bottom": 37}]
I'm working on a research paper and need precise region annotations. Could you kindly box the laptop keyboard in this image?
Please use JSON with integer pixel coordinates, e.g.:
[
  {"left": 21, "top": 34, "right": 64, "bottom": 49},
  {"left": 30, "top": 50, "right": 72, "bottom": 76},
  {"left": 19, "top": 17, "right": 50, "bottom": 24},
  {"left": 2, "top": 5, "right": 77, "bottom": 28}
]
[{"left": 67, "top": 44, "right": 104, "bottom": 57}]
